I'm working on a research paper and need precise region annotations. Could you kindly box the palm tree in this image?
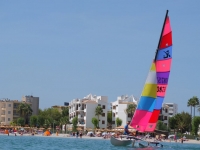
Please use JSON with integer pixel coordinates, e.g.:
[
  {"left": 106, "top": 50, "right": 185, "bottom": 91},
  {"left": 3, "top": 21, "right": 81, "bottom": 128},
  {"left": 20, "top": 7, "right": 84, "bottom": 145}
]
[
  {"left": 18, "top": 103, "right": 26, "bottom": 118},
  {"left": 126, "top": 104, "right": 137, "bottom": 119},
  {"left": 95, "top": 106, "right": 103, "bottom": 128},
  {"left": 18, "top": 103, "right": 33, "bottom": 124},
  {"left": 187, "top": 99, "right": 193, "bottom": 118},
  {"left": 193, "top": 96, "right": 199, "bottom": 117},
  {"left": 188, "top": 96, "right": 199, "bottom": 117}
]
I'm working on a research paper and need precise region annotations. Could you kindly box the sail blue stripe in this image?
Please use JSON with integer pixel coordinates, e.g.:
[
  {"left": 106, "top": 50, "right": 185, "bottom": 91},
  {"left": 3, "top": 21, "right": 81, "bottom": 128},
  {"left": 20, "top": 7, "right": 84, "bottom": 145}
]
[
  {"left": 154, "top": 97, "right": 164, "bottom": 109},
  {"left": 156, "top": 46, "right": 172, "bottom": 60},
  {"left": 137, "top": 96, "right": 156, "bottom": 112}
]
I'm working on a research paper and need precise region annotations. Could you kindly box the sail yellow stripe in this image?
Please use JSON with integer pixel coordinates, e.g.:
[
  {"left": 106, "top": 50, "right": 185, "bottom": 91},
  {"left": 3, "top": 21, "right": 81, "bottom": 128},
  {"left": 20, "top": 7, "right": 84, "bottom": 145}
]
[
  {"left": 142, "top": 84, "right": 157, "bottom": 98},
  {"left": 150, "top": 62, "right": 156, "bottom": 71}
]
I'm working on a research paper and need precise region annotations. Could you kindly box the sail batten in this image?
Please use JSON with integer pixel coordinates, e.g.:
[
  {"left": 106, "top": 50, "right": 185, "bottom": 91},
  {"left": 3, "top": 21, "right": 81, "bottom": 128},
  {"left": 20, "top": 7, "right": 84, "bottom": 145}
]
[{"left": 130, "top": 11, "right": 172, "bottom": 132}]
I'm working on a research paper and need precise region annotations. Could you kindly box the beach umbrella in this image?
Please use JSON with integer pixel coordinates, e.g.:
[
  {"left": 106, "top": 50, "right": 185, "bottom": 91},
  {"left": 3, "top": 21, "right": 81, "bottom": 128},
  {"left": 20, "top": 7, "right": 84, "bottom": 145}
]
[{"left": 76, "top": 127, "right": 83, "bottom": 131}]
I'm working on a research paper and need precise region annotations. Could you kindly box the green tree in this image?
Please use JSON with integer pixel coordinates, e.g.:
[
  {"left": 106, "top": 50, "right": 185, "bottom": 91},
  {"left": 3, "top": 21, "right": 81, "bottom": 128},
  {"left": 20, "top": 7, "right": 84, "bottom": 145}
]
[
  {"left": 17, "top": 117, "right": 25, "bottom": 126},
  {"left": 72, "top": 116, "right": 78, "bottom": 131},
  {"left": 168, "top": 112, "right": 191, "bottom": 134},
  {"left": 10, "top": 119, "right": 17, "bottom": 126},
  {"left": 37, "top": 115, "right": 45, "bottom": 127},
  {"left": 116, "top": 117, "right": 122, "bottom": 127},
  {"left": 60, "top": 116, "right": 69, "bottom": 133},
  {"left": 62, "top": 107, "right": 69, "bottom": 117},
  {"left": 39, "top": 108, "right": 62, "bottom": 121},
  {"left": 17, "top": 103, "right": 33, "bottom": 124},
  {"left": 192, "top": 116, "right": 200, "bottom": 135},
  {"left": 126, "top": 104, "right": 137, "bottom": 119},
  {"left": 168, "top": 116, "right": 177, "bottom": 132},
  {"left": 107, "top": 111, "right": 112, "bottom": 129},
  {"left": 92, "top": 117, "right": 99, "bottom": 129},
  {"left": 95, "top": 106, "right": 103, "bottom": 128},
  {"left": 156, "top": 120, "right": 168, "bottom": 131},
  {"left": 181, "top": 111, "right": 192, "bottom": 132},
  {"left": 30, "top": 115, "right": 38, "bottom": 127}
]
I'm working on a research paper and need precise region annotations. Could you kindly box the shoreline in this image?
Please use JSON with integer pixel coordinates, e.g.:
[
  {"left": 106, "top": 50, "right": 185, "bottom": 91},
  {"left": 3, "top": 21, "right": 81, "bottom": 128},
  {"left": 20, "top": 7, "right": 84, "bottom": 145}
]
[{"left": 1, "top": 133, "right": 200, "bottom": 145}]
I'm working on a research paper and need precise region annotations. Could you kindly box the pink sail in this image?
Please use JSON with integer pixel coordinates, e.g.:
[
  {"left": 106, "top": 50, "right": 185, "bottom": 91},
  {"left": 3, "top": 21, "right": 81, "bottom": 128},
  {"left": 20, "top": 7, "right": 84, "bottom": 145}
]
[{"left": 130, "top": 10, "right": 172, "bottom": 132}]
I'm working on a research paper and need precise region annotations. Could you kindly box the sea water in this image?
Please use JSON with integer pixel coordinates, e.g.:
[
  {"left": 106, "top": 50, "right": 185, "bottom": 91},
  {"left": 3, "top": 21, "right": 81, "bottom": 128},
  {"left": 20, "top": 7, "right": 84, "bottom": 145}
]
[{"left": 0, "top": 135, "right": 200, "bottom": 150}]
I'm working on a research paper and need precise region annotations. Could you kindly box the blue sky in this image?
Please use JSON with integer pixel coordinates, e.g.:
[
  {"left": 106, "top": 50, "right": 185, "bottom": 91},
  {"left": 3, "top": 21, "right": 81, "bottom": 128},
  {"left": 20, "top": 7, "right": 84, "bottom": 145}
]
[{"left": 0, "top": 1, "right": 200, "bottom": 114}]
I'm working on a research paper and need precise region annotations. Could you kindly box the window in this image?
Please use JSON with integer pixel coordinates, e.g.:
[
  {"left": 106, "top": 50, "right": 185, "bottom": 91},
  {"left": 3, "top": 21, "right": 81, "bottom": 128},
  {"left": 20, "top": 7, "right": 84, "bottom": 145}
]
[
  {"left": 165, "top": 109, "right": 168, "bottom": 113},
  {"left": 8, "top": 111, "right": 11, "bottom": 114},
  {"left": 128, "top": 113, "right": 131, "bottom": 117},
  {"left": 102, "top": 105, "right": 105, "bottom": 109},
  {"left": 102, "top": 113, "right": 105, "bottom": 117},
  {"left": 8, "top": 118, "right": 10, "bottom": 121},
  {"left": 112, "top": 121, "right": 115, "bottom": 124},
  {"left": 102, "top": 120, "right": 105, "bottom": 124},
  {"left": 8, "top": 104, "right": 11, "bottom": 107},
  {"left": 98, "top": 104, "right": 101, "bottom": 106},
  {"left": 164, "top": 116, "right": 167, "bottom": 120},
  {"left": 113, "top": 113, "right": 115, "bottom": 117}
]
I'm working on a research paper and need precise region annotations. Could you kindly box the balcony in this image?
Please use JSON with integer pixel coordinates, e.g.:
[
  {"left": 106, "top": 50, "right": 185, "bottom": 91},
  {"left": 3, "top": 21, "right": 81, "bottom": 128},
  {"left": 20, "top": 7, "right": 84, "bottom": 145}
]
[
  {"left": 78, "top": 114, "right": 84, "bottom": 119},
  {"left": 77, "top": 107, "right": 84, "bottom": 111},
  {"left": 1, "top": 114, "right": 5, "bottom": 117},
  {"left": 1, "top": 107, "right": 6, "bottom": 110}
]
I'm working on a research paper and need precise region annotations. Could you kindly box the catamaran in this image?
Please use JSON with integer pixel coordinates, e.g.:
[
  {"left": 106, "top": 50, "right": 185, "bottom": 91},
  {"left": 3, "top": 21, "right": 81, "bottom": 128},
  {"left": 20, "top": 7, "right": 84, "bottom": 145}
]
[{"left": 110, "top": 10, "right": 172, "bottom": 147}]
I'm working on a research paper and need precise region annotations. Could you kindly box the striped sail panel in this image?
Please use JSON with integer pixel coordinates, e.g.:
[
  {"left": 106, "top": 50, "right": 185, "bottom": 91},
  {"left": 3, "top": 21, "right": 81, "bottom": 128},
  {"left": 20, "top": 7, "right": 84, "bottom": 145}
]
[
  {"left": 156, "top": 46, "right": 172, "bottom": 61},
  {"left": 146, "top": 71, "right": 157, "bottom": 84},
  {"left": 159, "top": 32, "right": 172, "bottom": 49},
  {"left": 162, "top": 17, "right": 171, "bottom": 36},
  {"left": 130, "top": 110, "right": 152, "bottom": 132},
  {"left": 157, "top": 72, "right": 170, "bottom": 85},
  {"left": 156, "top": 59, "right": 172, "bottom": 72},
  {"left": 141, "top": 84, "right": 157, "bottom": 98},
  {"left": 149, "top": 110, "right": 161, "bottom": 122},
  {"left": 145, "top": 110, "right": 160, "bottom": 132},
  {"left": 150, "top": 61, "right": 156, "bottom": 71},
  {"left": 157, "top": 84, "right": 168, "bottom": 97},
  {"left": 137, "top": 96, "right": 156, "bottom": 111},
  {"left": 154, "top": 97, "right": 164, "bottom": 109}
]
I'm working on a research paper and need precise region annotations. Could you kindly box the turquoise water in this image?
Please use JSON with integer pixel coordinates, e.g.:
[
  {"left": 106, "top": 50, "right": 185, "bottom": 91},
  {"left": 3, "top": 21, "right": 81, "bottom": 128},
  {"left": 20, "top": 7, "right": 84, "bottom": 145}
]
[{"left": 0, "top": 135, "right": 200, "bottom": 150}]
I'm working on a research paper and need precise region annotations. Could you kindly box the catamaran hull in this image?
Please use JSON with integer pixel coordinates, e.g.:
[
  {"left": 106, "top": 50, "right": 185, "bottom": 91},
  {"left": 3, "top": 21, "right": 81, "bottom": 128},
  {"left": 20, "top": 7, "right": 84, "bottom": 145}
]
[{"left": 110, "top": 136, "right": 132, "bottom": 146}]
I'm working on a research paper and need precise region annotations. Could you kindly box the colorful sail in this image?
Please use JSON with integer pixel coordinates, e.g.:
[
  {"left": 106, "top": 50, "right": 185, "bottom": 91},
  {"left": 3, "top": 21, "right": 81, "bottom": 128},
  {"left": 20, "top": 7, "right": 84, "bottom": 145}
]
[{"left": 130, "top": 10, "right": 172, "bottom": 132}]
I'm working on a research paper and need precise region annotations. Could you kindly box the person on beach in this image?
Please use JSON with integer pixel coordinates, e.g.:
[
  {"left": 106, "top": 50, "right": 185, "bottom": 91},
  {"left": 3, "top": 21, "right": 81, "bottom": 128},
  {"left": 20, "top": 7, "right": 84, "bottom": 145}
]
[
  {"left": 124, "top": 121, "right": 130, "bottom": 135},
  {"left": 181, "top": 137, "right": 184, "bottom": 143},
  {"left": 76, "top": 131, "right": 79, "bottom": 138},
  {"left": 174, "top": 134, "right": 177, "bottom": 142},
  {"left": 80, "top": 132, "right": 82, "bottom": 138}
]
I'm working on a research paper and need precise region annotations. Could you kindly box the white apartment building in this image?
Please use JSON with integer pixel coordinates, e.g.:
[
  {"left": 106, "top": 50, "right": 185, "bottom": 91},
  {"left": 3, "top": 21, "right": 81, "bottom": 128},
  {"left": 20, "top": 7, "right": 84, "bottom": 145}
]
[
  {"left": 69, "top": 94, "right": 108, "bottom": 130},
  {"left": 111, "top": 95, "right": 138, "bottom": 128},
  {"left": 160, "top": 102, "right": 178, "bottom": 126}
]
